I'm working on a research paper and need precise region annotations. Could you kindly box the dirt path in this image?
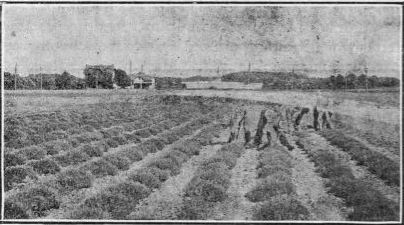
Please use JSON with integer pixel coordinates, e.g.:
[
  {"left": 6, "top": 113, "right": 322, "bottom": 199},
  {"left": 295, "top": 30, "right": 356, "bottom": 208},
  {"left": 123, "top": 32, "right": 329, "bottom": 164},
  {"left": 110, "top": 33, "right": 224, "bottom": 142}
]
[
  {"left": 303, "top": 131, "right": 400, "bottom": 204},
  {"left": 128, "top": 128, "right": 230, "bottom": 220},
  {"left": 209, "top": 147, "right": 259, "bottom": 220},
  {"left": 287, "top": 133, "right": 347, "bottom": 221}
]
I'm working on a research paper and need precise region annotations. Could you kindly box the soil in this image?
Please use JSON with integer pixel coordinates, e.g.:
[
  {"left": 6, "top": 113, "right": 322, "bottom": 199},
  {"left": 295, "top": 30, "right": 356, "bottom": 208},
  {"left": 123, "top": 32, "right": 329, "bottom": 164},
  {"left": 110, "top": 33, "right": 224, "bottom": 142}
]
[
  {"left": 209, "top": 147, "right": 259, "bottom": 220},
  {"left": 287, "top": 133, "right": 347, "bottom": 221}
]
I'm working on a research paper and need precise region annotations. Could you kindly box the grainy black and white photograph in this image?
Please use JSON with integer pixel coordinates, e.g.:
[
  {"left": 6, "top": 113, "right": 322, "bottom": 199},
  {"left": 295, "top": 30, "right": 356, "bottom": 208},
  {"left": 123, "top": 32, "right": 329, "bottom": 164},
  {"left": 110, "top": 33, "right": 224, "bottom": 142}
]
[{"left": 1, "top": 2, "right": 402, "bottom": 222}]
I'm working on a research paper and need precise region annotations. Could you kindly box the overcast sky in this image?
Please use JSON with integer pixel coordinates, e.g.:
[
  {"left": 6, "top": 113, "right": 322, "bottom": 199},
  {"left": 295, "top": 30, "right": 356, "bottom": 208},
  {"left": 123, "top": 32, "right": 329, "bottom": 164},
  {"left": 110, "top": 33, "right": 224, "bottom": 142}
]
[{"left": 3, "top": 5, "right": 402, "bottom": 77}]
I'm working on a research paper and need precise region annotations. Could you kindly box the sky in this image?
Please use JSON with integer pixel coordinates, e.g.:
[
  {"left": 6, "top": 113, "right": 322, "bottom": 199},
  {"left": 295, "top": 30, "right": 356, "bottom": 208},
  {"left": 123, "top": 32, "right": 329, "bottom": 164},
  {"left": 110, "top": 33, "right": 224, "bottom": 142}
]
[{"left": 3, "top": 4, "right": 402, "bottom": 78}]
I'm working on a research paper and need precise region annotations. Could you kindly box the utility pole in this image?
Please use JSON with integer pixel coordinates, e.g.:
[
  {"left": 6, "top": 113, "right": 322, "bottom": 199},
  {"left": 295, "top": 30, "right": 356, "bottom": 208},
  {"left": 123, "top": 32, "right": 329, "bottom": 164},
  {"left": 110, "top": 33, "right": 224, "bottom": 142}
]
[
  {"left": 14, "top": 63, "right": 17, "bottom": 90},
  {"left": 248, "top": 62, "right": 251, "bottom": 72},
  {"left": 129, "top": 60, "right": 132, "bottom": 75},
  {"left": 40, "top": 66, "right": 43, "bottom": 90},
  {"left": 365, "top": 67, "right": 369, "bottom": 92}
]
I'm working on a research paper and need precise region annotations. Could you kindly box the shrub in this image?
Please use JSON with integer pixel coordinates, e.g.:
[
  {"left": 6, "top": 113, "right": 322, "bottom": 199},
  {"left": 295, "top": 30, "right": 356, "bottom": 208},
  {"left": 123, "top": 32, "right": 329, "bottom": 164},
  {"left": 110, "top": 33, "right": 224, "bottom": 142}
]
[
  {"left": 160, "top": 133, "right": 179, "bottom": 144},
  {"left": 81, "top": 159, "right": 118, "bottom": 177},
  {"left": 17, "top": 146, "right": 46, "bottom": 160},
  {"left": 54, "top": 150, "right": 90, "bottom": 166},
  {"left": 245, "top": 177, "right": 295, "bottom": 202},
  {"left": 134, "top": 129, "right": 152, "bottom": 138},
  {"left": 4, "top": 166, "right": 36, "bottom": 191},
  {"left": 349, "top": 196, "right": 399, "bottom": 221},
  {"left": 179, "top": 196, "right": 212, "bottom": 220},
  {"left": 129, "top": 170, "right": 162, "bottom": 189},
  {"left": 124, "top": 133, "right": 141, "bottom": 143},
  {"left": 202, "top": 152, "right": 237, "bottom": 170},
  {"left": 4, "top": 199, "right": 29, "bottom": 219},
  {"left": 185, "top": 178, "right": 227, "bottom": 202},
  {"left": 57, "top": 169, "right": 93, "bottom": 190},
  {"left": 79, "top": 144, "right": 103, "bottom": 157},
  {"left": 139, "top": 139, "right": 164, "bottom": 154},
  {"left": 172, "top": 140, "right": 201, "bottom": 156},
  {"left": 253, "top": 195, "right": 310, "bottom": 220},
  {"left": 70, "top": 205, "right": 109, "bottom": 219},
  {"left": 162, "top": 150, "right": 189, "bottom": 166},
  {"left": 28, "top": 159, "right": 60, "bottom": 175},
  {"left": 5, "top": 153, "right": 25, "bottom": 167},
  {"left": 42, "top": 140, "right": 71, "bottom": 155},
  {"left": 148, "top": 158, "right": 181, "bottom": 175},
  {"left": 84, "top": 181, "right": 150, "bottom": 219},
  {"left": 119, "top": 147, "right": 144, "bottom": 162},
  {"left": 106, "top": 138, "right": 119, "bottom": 148},
  {"left": 136, "top": 167, "right": 170, "bottom": 182},
  {"left": 111, "top": 135, "right": 128, "bottom": 145},
  {"left": 103, "top": 154, "right": 131, "bottom": 170},
  {"left": 15, "top": 184, "right": 60, "bottom": 217},
  {"left": 101, "top": 127, "right": 124, "bottom": 138}
]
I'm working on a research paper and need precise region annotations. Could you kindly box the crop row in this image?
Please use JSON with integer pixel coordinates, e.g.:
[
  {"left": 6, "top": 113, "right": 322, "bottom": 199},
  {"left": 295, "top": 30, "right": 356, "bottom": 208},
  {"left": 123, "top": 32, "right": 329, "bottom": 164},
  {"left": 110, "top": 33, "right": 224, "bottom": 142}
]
[
  {"left": 320, "top": 129, "right": 399, "bottom": 186},
  {"left": 4, "top": 112, "right": 204, "bottom": 192},
  {"left": 177, "top": 143, "right": 244, "bottom": 220},
  {"left": 4, "top": 115, "right": 222, "bottom": 219},
  {"left": 245, "top": 144, "right": 309, "bottom": 220},
  {"left": 295, "top": 134, "right": 399, "bottom": 221},
  {"left": 67, "top": 123, "right": 223, "bottom": 219},
  {"left": 330, "top": 113, "right": 400, "bottom": 153},
  {"left": 5, "top": 102, "right": 202, "bottom": 149}
]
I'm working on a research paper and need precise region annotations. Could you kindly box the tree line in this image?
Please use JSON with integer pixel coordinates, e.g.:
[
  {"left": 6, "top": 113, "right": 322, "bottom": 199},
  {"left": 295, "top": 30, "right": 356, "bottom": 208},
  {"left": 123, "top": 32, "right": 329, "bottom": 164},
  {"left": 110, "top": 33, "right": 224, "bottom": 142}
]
[
  {"left": 221, "top": 71, "right": 399, "bottom": 90},
  {"left": 4, "top": 67, "right": 133, "bottom": 90}
]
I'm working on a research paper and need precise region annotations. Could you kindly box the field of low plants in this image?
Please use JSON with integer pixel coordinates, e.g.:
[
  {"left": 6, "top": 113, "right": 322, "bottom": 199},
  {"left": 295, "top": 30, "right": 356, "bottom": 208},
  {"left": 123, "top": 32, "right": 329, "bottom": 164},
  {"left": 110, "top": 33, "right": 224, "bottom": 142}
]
[{"left": 3, "top": 90, "right": 401, "bottom": 222}]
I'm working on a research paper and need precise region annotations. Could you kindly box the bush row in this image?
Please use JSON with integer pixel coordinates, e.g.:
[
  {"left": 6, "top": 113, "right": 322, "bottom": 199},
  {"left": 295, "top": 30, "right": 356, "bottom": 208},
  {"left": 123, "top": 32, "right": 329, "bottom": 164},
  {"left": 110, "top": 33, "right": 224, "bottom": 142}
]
[
  {"left": 296, "top": 137, "right": 399, "bottom": 221},
  {"left": 320, "top": 130, "right": 399, "bottom": 186},
  {"left": 5, "top": 115, "right": 192, "bottom": 192},
  {"left": 69, "top": 122, "right": 222, "bottom": 219},
  {"left": 4, "top": 102, "right": 195, "bottom": 149},
  {"left": 178, "top": 143, "right": 244, "bottom": 220},
  {"left": 245, "top": 145, "right": 310, "bottom": 220}
]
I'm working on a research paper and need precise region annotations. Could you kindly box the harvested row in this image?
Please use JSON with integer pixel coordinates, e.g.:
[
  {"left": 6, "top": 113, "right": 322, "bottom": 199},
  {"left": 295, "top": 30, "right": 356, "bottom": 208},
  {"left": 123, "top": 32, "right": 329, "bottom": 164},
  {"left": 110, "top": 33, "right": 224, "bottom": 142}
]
[
  {"left": 320, "top": 129, "right": 399, "bottom": 186},
  {"left": 177, "top": 143, "right": 244, "bottom": 220},
  {"left": 245, "top": 144, "right": 310, "bottom": 220},
  {"left": 66, "top": 123, "right": 223, "bottom": 219},
  {"left": 296, "top": 133, "right": 399, "bottom": 221}
]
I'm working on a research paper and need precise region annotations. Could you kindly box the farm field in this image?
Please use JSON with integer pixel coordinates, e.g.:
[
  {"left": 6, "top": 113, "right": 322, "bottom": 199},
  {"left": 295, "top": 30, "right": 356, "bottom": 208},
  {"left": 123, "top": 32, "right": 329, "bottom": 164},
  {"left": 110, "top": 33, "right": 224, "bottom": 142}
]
[{"left": 3, "top": 89, "right": 401, "bottom": 222}]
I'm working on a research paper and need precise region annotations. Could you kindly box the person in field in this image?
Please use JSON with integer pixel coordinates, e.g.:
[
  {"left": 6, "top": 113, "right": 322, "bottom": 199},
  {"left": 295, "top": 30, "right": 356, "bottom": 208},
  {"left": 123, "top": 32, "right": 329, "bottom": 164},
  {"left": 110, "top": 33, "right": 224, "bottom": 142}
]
[
  {"left": 227, "top": 107, "right": 244, "bottom": 143},
  {"left": 254, "top": 107, "right": 283, "bottom": 149}
]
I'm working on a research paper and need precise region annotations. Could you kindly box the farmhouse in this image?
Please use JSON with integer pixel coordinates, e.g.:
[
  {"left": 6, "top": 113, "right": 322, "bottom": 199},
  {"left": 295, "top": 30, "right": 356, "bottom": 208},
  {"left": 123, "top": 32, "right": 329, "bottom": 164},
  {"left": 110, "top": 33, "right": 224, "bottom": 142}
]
[{"left": 130, "top": 72, "right": 155, "bottom": 89}]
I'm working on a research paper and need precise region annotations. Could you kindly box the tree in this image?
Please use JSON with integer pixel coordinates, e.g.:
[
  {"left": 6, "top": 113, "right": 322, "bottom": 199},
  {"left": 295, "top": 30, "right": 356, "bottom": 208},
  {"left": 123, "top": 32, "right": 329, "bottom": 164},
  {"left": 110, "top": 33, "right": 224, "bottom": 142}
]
[
  {"left": 84, "top": 66, "right": 114, "bottom": 89},
  {"left": 346, "top": 73, "right": 357, "bottom": 89},
  {"left": 114, "top": 69, "right": 131, "bottom": 88},
  {"left": 335, "top": 74, "right": 345, "bottom": 89},
  {"left": 56, "top": 71, "right": 74, "bottom": 89},
  {"left": 357, "top": 74, "right": 368, "bottom": 89}
]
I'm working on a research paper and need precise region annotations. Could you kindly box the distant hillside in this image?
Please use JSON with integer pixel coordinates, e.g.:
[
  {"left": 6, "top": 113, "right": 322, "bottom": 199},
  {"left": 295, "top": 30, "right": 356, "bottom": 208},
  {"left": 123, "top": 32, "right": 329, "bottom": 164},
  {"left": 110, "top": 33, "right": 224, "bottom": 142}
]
[
  {"left": 182, "top": 76, "right": 220, "bottom": 82},
  {"left": 221, "top": 71, "right": 308, "bottom": 83}
]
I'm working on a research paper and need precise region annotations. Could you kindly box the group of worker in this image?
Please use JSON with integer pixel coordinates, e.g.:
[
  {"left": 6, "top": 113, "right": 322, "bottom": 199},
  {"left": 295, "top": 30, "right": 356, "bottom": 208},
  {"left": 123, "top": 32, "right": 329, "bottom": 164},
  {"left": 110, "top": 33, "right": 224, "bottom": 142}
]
[{"left": 227, "top": 104, "right": 332, "bottom": 149}]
